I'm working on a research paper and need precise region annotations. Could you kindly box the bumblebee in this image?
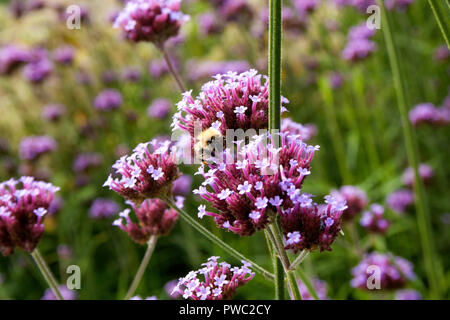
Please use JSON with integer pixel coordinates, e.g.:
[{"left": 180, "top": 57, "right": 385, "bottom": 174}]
[{"left": 194, "top": 127, "right": 223, "bottom": 164}]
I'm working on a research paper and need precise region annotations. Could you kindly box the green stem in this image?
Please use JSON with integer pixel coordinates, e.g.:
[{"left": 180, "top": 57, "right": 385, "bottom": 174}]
[
  {"left": 31, "top": 249, "right": 64, "bottom": 300},
  {"left": 160, "top": 44, "right": 186, "bottom": 93},
  {"left": 124, "top": 235, "right": 158, "bottom": 300},
  {"left": 380, "top": 1, "right": 442, "bottom": 299},
  {"left": 164, "top": 196, "right": 274, "bottom": 281},
  {"left": 428, "top": 0, "right": 450, "bottom": 48},
  {"left": 290, "top": 250, "right": 309, "bottom": 271},
  {"left": 265, "top": 229, "right": 285, "bottom": 299},
  {"left": 268, "top": 0, "right": 282, "bottom": 132},
  {"left": 268, "top": 223, "right": 302, "bottom": 300}
]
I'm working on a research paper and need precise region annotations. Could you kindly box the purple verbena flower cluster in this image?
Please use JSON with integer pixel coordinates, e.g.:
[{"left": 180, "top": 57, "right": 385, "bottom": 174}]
[
  {"left": 147, "top": 98, "right": 172, "bottom": 119},
  {"left": 0, "top": 177, "right": 60, "bottom": 256},
  {"left": 93, "top": 89, "right": 123, "bottom": 111},
  {"left": 41, "top": 104, "right": 66, "bottom": 122},
  {"left": 42, "top": 285, "right": 77, "bottom": 300},
  {"left": 333, "top": 0, "right": 375, "bottom": 12},
  {"left": 331, "top": 185, "right": 368, "bottom": 221},
  {"left": 402, "top": 163, "right": 434, "bottom": 187},
  {"left": 280, "top": 194, "right": 346, "bottom": 252},
  {"left": 104, "top": 139, "right": 180, "bottom": 204},
  {"left": 409, "top": 103, "right": 449, "bottom": 126},
  {"left": 385, "top": 0, "right": 414, "bottom": 11},
  {"left": 342, "top": 23, "right": 377, "bottom": 62},
  {"left": 113, "top": 0, "right": 189, "bottom": 46},
  {"left": 351, "top": 252, "right": 415, "bottom": 290},
  {"left": 281, "top": 118, "right": 317, "bottom": 142},
  {"left": 52, "top": 46, "right": 75, "bottom": 65},
  {"left": 194, "top": 132, "right": 320, "bottom": 236},
  {"left": 360, "top": 204, "right": 390, "bottom": 234},
  {"left": 19, "top": 135, "right": 58, "bottom": 161},
  {"left": 212, "top": 0, "right": 254, "bottom": 24},
  {"left": 395, "top": 289, "right": 422, "bottom": 300},
  {"left": 113, "top": 198, "right": 178, "bottom": 244},
  {"left": 172, "top": 70, "right": 288, "bottom": 138},
  {"left": 89, "top": 198, "right": 119, "bottom": 219},
  {"left": 386, "top": 189, "right": 414, "bottom": 214},
  {"left": 73, "top": 153, "right": 103, "bottom": 173},
  {"left": 171, "top": 256, "right": 254, "bottom": 300},
  {"left": 0, "top": 45, "right": 30, "bottom": 75}
]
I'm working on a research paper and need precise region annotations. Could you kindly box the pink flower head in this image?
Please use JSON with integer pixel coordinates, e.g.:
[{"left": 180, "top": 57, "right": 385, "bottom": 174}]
[
  {"left": 385, "top": 0, "right": 414, "bottom": 11},
  {"left": 280, "top": 194, "right": 346, "bottom": 252},
  {"left": 193, "top": 132, "right": 318, "bottom": 236},
  {"left": 351, "top": 252, "right": 415, "bottom": 290},
  {"left": 0, "top": 177, "right": 60, "bottom": 256},
  {"left": 331, "top": 185, "right": 368, "bottom": 221},
  {"left": 281, "top": 118, "right": 317, "bottom": 141},
  {"left": 402, "top": 163, "right": 434, "bottom": 187},
  {"left": 172, "top": 70, "right": 287, "bottom": 136},
  {"left": 113, "top": 198, "right": 178, "bottom": 244},
  {"left": 360, "top": 204, "right": 390, "bottom": 234},
  {"left": 172, "top": 257, "right": 254, "bottom": 300},
  {"left": 386, "top": 189, "right": 414, "bottom": 214},
  {"left": 19, "top": 135, "right": 58, "bottom": 161},
  {"left": 409, "top": 103, "right": 449, "bottom": 126},
  {"left": 113, "top": 0, "right": 189, "bottom": 46},
  {"left": 104, "top": 139, "right": 180, "bottom": 204}
]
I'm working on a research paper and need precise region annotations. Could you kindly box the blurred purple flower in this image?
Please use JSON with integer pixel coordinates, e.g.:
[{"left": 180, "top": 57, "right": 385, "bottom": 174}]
[
  {"left": 386, "top": 189, "right": 414, "bottom": 214},
  {"left": 360, "top": 204, "right": 390, "bottom": 234},
  {"left": 402, "top": 163, "right": 434, "bottom": 187},
  {"left": 52, "top": 46, "right": 75, "bottom": 65},
  {"left": 147, "top": 98, "right": 172, "bottom": 119},
  {"left": 41, "top": 104, "right": 66, "bottom": 122},
  {"left": 89, "top": 198, "right": 119, "bottom": 219},
  {"left": 19, "top": 135, "right": 58, "bottom": 161},
  {"left": 395, "top": 289, "right": 422, "bottom": 300},
  {"left": 0, "top": 177, "right": 60, "bottom": 256},
  {"left": 73, "top": 153, "right": 103, "bottom": 173},
  {"left": 42, "top": 285, "right": 77, "bottom": 300},
  {"left": 385, "top": 0, "right": 414, "bottom": 11},
  {"left": 113, "top": 0, "right": 189, "bottom": 45},
  {"left": 172, "top": 174, "right": 192, "bottom": 196},
  {"left": 198, "top": 12, "right": 223, "bottom": 36},
  {"left": 434, "top": 45, "right": 450, "bottom": 62},
  {"left": 331, "top": 185, "right": 368, "bottom": 221},
  {"left": 94, "top": 89, "right": 122, "bottom": 111},
  {"left": 351, "top": 252, "right": 415, "bottom": 290},
  {"left": 121, "top": 67, "right": 142, "bottom": 82},
  {"left": 0, "top": 45, "right": 30, "bottom": 75}
]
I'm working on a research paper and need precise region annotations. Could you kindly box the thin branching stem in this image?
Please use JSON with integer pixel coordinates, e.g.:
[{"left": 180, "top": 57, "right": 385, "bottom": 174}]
[
  {"left": 124, "top": 235, "right": 158, "bottom": 300},
  {"left": 163, "top": 196, "right": 274, "bottom": 281},
  {"left": 159, "top": 44, "right": 186, "bottom": 93},
  {"left": 31, "top": 249, "right": 64, "bottom": 300}
]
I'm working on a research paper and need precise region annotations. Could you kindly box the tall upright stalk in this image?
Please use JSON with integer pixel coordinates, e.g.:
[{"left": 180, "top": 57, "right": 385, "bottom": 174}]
[
  {"left": 124, "top": 235, "right": 158, "bottom": 300},
  {"left": 268, "top": 0, "right": 282, "bottom": 132},
  {"left": 379, "top": 1, "right": 442, "bottom": 299},
  {"left": 31, "top": 249, "right": 64, "bottom": 300},
  {"left": 268, "top": 0, "right": 288, "bottom": 300},
  {"left": 428, "top": 0, "right": 450, "bottom": 48}
]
